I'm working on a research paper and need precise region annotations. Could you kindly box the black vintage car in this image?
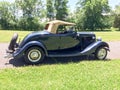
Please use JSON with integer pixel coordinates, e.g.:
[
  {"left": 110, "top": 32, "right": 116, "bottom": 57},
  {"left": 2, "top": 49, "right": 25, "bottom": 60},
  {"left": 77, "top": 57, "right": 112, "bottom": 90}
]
[{"left": 5, "top": 20, "right": 109, "bottom": 64}]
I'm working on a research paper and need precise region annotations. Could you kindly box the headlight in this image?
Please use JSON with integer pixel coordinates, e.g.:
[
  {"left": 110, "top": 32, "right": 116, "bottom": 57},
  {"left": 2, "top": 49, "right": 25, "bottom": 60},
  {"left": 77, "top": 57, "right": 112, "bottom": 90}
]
[
  {"left": 92, "top": 36, "right": 95, "bottom": 39},
  {"left": 97, "top": 37, "right": 102, "bottom": 41}
]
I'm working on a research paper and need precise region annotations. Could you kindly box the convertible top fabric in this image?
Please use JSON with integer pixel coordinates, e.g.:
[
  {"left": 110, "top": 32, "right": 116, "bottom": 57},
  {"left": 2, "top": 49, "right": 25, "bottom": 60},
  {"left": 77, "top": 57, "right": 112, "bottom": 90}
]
[{"left": 47, "top": 20, "right": 75, "bottom": 34}]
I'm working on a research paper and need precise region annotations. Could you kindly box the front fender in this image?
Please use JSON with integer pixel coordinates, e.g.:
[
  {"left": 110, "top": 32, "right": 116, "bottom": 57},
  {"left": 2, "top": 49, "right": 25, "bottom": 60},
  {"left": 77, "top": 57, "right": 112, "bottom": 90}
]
[
  {"left": 13, "top": 41, "right": 47, "bottom": 59},
  {"left": 81, "top": 41, "right": 109, "bottom": 55}
]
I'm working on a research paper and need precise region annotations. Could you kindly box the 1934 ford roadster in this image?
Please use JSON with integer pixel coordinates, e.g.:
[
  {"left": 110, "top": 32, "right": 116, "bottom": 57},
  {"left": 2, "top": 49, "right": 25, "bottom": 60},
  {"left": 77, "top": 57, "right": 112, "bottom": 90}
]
[{"left": 5, "top": 20, "right": 109, "bottom": 64}]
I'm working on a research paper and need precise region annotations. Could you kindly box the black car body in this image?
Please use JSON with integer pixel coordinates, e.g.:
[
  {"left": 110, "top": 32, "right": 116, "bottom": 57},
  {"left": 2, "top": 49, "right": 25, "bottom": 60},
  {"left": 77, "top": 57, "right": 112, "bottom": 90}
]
[{"left": 6, "top": 20, "right": 109, "bottom": 64}]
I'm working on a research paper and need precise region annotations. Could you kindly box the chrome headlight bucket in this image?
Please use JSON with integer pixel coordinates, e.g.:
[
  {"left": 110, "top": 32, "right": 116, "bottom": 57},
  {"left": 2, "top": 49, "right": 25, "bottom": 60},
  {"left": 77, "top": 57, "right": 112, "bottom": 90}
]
[{"left": 97, "top": 37, "right": 102, "bottom": 41}]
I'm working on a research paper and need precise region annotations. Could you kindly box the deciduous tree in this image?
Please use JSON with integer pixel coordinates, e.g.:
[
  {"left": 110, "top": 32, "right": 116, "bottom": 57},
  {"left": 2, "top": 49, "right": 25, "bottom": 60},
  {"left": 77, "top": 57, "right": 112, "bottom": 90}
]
[
  {"left": 15, "top": 0, "right": 45, "bottom": 30},
  {"left": 54, "top": 0, "right": 68, "bottom": 20},
  {"left": 0, "top": 1, "right": 17, "bottom": 29},
  {"left": 113, "top": 5, "right": 120, "bottom": 30},
  {"left": 76, "top": 0, "right": 110, "bottom": 30},
  {"left": 46, "top": 0, "right": 54, "bottom": 21}
]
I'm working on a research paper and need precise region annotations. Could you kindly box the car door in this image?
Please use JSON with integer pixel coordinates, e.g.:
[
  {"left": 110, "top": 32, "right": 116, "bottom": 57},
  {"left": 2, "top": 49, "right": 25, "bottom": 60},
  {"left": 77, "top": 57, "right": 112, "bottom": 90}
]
[
  {"left": 59, "top": 32, "right": 80, "bottom": 50},
  {"left": 43, "top": 34, "right": 61, "bottom": 51}
]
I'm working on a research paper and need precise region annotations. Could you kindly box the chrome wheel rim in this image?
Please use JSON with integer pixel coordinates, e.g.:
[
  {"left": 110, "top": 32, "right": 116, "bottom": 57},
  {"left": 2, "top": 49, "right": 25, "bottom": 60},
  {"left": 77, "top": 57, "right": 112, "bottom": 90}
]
[
  {"left": 98, "top": 48, "right": 106, "bottom": 59},
  {"left": 28, "top": 49, "right": 41, "bottom": 62}
]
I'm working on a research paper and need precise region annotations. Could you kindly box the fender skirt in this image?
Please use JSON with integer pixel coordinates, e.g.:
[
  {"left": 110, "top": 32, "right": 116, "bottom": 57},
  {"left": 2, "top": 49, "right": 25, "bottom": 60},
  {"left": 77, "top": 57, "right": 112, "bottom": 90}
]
[{"left": 13, "top": 41, "right": 47, "bottom": 59}]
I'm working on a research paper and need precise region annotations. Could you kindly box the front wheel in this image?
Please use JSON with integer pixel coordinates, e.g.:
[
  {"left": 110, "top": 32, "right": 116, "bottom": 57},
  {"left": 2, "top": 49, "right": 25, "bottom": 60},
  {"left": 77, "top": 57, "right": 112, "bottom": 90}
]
[
  {"left": 24, "top": 47, "right": 45, "bottom": 64},
  {"left": 95, "top": 47, "right": 108, "bottom": 60}
]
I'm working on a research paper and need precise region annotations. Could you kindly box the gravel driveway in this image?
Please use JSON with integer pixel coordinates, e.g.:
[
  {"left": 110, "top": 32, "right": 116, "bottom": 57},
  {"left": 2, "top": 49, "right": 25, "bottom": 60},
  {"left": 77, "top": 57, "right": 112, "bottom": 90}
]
[{"left": 0, "top": 41, "right": 120, "bottom": 68}]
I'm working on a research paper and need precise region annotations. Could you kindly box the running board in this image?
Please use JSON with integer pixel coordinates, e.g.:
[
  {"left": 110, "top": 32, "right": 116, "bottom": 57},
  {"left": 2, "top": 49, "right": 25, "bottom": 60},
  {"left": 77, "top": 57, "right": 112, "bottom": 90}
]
[{"left": 47, "top": 51, "right": 84, "bottom": 57}]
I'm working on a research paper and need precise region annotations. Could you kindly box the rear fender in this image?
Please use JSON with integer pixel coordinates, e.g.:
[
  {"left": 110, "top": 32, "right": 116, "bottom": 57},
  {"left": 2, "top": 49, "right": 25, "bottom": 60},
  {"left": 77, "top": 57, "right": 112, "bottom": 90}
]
[
  {"left": 81, "top": 41, "right": 109, "bottom": 55},
  {"left": 13, "top": 41, "right": 47, "bottom": 59}
]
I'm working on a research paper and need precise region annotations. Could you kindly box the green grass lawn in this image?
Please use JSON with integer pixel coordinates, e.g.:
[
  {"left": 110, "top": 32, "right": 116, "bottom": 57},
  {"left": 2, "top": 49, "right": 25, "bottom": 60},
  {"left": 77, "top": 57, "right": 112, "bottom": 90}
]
[
  {"left": 0, "top": 30, "right": 120, "bottom": 89},
  {"left": 0, "top": 30, "right": 120, "bottom": 42},
  {"left": 0, "top": 60, "right": 120, "bottom": 90},
  {"left": 0, "top": 30, "right": 31, "bottom": 43},
  {"left": 95, "top": 31, "right": 120, "bottom": 41}
]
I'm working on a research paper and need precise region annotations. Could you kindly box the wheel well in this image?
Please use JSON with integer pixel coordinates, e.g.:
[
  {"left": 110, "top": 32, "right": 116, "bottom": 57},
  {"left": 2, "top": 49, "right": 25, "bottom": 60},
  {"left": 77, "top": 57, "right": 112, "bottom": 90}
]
[
  {"left": 98, "top": 45, "right": 109, "bottom": 48},
  {"left": 97, "top": 45, "right": 105, "bottom": 49},
  {"left": 24, "top": 45, "right": 46, "bottom": 55},
  {"left": 97, "top": 45, "right": 109, "bottom": 50},
  {"left": 93, "top": 45, "right": 108, "bottom": 54}
]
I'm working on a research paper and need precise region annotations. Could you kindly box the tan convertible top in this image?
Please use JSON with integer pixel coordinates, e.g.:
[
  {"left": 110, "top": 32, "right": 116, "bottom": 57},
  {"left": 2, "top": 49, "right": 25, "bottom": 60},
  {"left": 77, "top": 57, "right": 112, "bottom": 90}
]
[{"left": 46, "top": 20, "right": 75, "bottom": 34}]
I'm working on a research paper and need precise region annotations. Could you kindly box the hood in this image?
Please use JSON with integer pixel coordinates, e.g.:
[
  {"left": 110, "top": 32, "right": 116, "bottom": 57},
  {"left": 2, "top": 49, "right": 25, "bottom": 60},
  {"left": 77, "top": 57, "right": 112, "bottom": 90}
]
[
  {"left": 77, "top": 32, "right": 95, "bottom": 38},
  {"left": 77, "top": 32, "right": 94, "bottom": 35}
]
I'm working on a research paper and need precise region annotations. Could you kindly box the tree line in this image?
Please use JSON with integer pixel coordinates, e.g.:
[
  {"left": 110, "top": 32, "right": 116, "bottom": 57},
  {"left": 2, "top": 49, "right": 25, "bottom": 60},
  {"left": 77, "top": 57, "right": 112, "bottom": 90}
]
[{"left": 0, "top": 0, "right": 120, "bottom": 31}]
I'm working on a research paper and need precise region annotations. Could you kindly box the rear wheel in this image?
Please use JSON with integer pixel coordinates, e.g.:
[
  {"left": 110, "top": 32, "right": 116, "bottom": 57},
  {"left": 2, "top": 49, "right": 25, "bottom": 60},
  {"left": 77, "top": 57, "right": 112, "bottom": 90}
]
[
  {"left": 24, "top": 47, "right": 45, "bottom": 64},
  {"left": 95, "top": 47, "right": 107, "bottom": 60}
]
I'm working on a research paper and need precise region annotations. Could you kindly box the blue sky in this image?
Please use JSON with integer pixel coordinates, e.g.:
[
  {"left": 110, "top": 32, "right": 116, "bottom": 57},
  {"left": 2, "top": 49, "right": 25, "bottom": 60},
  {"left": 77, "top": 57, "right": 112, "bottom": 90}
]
[
  {"left": 0, "top": 0, "right": 120, "bottom": 10},
  {"left": 68, "top": 0, "right": 120, "bottom": 11}
]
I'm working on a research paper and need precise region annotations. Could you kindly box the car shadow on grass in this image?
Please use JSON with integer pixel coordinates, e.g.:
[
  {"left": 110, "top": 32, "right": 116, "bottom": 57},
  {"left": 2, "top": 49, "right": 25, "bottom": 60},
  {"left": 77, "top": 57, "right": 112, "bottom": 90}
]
[{"left": 9, "top": 55, "right": 110, "bottom": 67}]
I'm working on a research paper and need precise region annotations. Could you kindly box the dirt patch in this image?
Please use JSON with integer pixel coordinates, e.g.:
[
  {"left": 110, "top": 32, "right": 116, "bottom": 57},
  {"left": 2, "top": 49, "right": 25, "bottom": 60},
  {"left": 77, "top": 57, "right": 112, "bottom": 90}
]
[
  {"left": 0, "top": 42, "right": 120, "bottom": 68},
  {"left": 0, "top": 43, "right": 13, "bottom": 68},
  {"left": 107, "top": 41, "right": 120, "bottom": 59}
]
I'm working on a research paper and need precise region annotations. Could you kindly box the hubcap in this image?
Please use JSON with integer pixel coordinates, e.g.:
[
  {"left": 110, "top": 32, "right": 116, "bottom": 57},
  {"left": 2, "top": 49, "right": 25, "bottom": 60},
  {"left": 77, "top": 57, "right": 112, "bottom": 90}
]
[
  {"left": 28, "top": 49, "right": 41, "bottom": 62},
  {"left": 98, "top": 48, "right": 107, "bottom": 59}
]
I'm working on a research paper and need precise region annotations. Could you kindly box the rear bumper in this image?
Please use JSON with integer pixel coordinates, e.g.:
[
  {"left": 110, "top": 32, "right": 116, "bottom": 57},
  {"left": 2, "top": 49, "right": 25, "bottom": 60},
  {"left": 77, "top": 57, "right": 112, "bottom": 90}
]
[
  {"left": 4, "top": 50, "right": 13, "bottom": 58},
  {"left": 4, "top": 53, "right": 13, "bottom": 58},
  {"left": 4, "top": 49, "right": 23, "bottom": 59}
]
